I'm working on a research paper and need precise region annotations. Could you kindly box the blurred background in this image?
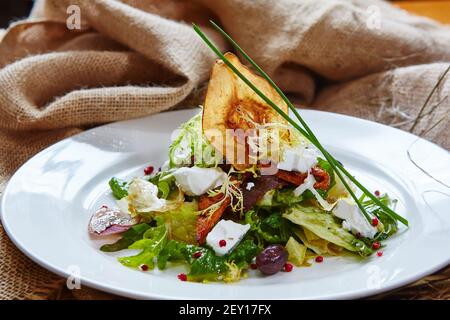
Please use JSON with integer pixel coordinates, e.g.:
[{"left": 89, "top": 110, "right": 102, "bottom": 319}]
[
  {"left": 0, "top": 0, "right": 449, "bottom": 28},
  {"left": 0, "top": 0, "right": 33, "bottom": 28}
]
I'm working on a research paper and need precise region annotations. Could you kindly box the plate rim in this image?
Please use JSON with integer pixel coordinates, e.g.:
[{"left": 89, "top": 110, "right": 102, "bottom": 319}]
[{"left": 2, "top": 108, "right": 449, "bottom": 300}]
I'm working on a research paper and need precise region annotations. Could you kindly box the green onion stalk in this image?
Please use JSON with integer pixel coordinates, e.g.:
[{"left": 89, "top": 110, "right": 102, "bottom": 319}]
[{"left": 193, "top": 21, "right": 408, "bottom": 226}]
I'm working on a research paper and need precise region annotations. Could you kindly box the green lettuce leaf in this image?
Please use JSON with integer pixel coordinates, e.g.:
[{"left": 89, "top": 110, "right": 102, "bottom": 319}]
[
  {"left": 162, "top": 201, "right": 198, "bottom": 244},
  {"left": 158, "top": 241, "right": 228, "bottom": 281},
  {"left": 157, "top": 240, "right": 187, "bottom": 269},
  {"left": 118, "top": 222, "right": 168, "bottom": 269},
  {"left": 184, "top": 245, "right": 228, "bottom": 281},
  {"left": 109, "top": 177, "right": 128, "bottom": 200},
  {"left": 283, "top": 205, "right": 373, "bottom": 256},
  {"left": 257, "top": 188, "right": 303, "bottom": 208},
  {"left": 362, "top": 194, "right": 398, "bottom": 241},
  {"left": 157, "top": 238, "right": 260, "bottom": 282},
  {"left": 245, "top": 210, "right": 292, "bottom": 244},
  {"left": 147, "top": 171, "right": 176, "bottom": 199},
  {"left": 285, "top": 236, "right": 307, "bottom": 266},
  {"left": 226, "top": 239, "right": 261, "bottom": 268},
  {"left": 100, "top": 223, "right": 150, "bottom": 252}
]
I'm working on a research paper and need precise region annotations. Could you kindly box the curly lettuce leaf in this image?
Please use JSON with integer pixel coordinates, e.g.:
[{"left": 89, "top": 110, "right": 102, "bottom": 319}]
[
  {"left": 245, "top": 210, "right": 292, "bottom": 244},
  {"left": 157, "top": 241, "right": 228, "bottom": 281},
  {"left": 118, "top": 222, "right": 168, "bottom": 269},
  {"left": 184, "top": 245, "right": 228, "bottom": 281},
  {"left": 157, "top": 238, "right": 260, "bottom": 282},
  {"left": 157, "top": 240, "right": 187, "bottom": 269},
  {"left": 226, "top": 239, "right": 261, "bottom": 268},
  {"left": 283, "top": 205, "right": 373, "bottom": 256},
  {"left": 168, "top": 111, "right": 219, "bottom": 168}
]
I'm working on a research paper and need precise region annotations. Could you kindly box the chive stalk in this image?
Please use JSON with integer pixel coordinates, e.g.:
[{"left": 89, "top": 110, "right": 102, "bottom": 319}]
[{"left": 193, "top": 22, "right": 408, "bottom": 226}]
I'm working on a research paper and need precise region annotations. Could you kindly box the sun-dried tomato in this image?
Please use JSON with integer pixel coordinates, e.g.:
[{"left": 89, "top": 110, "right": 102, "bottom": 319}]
[
  {"left": 311, "top": 166, "right": 330, "bottom": 190},
  {"left": 196, "top": 193, "right": 231, "bottom": 244},
  {"left": 275, "top": 169, "right": 308, "bottom": 186}
]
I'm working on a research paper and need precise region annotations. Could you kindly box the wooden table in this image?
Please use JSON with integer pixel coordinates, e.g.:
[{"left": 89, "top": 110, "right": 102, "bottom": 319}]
[
  {"left": 377, "top": 1, "right": 449, "bottom": 300},
  {"left": 393, "top": 0, "right": 450, "bottom": 23}
]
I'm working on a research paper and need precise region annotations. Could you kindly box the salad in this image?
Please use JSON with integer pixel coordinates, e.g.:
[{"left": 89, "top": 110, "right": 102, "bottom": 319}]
[{"left": 89, "top": 51, "right": 404, "bottom": 283}]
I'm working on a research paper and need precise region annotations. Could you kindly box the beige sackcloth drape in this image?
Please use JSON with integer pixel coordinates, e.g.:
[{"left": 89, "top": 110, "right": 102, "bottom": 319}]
[{"left": 0, "top": 0, "right": 448, "bottom": 300}]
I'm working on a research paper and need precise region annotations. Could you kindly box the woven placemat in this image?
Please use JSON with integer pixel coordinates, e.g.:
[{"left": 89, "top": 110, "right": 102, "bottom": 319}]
[{"left": 0, "top": 0, "right": 448, "bottom": 300}]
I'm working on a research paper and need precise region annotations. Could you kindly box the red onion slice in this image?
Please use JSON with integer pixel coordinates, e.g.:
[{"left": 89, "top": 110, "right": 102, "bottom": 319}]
[{"left": 88, "top": 206, "right": 138, "bottom": 236}]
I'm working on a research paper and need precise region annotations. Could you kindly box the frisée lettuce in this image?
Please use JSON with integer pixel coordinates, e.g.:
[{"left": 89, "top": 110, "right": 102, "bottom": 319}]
[{"left": 168, "top": 111, "right": 219, "bottom": 168}]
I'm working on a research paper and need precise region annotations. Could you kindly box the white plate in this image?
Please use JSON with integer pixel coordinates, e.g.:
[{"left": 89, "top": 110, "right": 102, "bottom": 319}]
[{"left": 2, "top": 109, "right": 450, "bottom": 300}]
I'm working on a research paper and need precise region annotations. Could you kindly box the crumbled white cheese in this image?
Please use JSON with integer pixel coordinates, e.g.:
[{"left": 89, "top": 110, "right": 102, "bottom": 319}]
[
  {"left": 173, "top": 167, "right": 227, "bottom": 196},
  {"left": 246, "top": 182, "right": 255, "bottom": 191},
  {"left": 332, "top": 198, "right": 377, "bottom": 238},
  {"left": 277, "top": 145, "right": 319, "bottom": 173},
  {"left": 206, "top": 220, "right": 250, "bottom": 256},
  {"left": 119, "top": 178, "right": 166, "bottom": 213},
  {"left": 294, "top": 172, "right": 334, "bottom": 211},
  {"left": 293, "top": 172, "right": 315, "bottom": 196}
]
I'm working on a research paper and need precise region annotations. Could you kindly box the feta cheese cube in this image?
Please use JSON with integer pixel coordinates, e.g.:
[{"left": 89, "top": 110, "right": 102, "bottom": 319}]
[
  {"left": 332, "top": 198, "right": 377, "bottom": 238},
  {"left": 173, "top": 167, "right": 227, "bottom": 196},
  {"left": 206, "top": 220, "right": 250, "bottom": 256}
]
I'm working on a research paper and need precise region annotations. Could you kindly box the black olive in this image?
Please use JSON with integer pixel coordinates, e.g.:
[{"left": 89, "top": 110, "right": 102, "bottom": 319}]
[{"left": 255, "top": 244, "right": 288, "bottom": 275}]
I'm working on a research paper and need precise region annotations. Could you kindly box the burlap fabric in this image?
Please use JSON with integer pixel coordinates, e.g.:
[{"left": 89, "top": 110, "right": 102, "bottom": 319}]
[{"left": 0, "top": 0, "right": 448, "bottom": 300}]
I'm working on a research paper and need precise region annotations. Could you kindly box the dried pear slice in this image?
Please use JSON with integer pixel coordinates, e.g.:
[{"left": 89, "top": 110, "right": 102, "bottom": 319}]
[{"left": 202, "top": 52, "right": 289, "bottom": 169}]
